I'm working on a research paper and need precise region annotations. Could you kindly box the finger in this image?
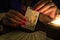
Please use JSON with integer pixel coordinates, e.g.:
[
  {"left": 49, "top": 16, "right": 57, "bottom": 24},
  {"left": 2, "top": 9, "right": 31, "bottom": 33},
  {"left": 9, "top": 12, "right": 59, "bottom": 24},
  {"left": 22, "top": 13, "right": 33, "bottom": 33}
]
[
  {"left": 33, "top": 0, "right": 43, "bottom": 9},
  {"left": 2, "top": 18, "right": 17, "bottom": 27},
  {"left": 42, "top": 7, "right": 54, "bottom": 15},
  {"left": 6, "top": 12, "right": 14, "bottom": 18},
  {"left": 9, "top": 18, "right": 26, "bottom": 26},
  {"left": 10, "top": 18, "right": 21, "bottom": 24},
  {"left": 10, "top": 13, "right": 26, "bottom": 22},
  {"left": 9, "top": 18, "right": 22, "bottom": 25},
  {"left": 7, "top": 10, "right": 27, "bottom": 22},
  {"left": 8, "top": 9, "right": 27, "bottom": 21},
  {"left": 34, "top": 1, "right": 47, "bottom": 11},
  {"left": 13, "top": 16, "right": 27, "bottom": 24},
  {"left": 13, "top": 16, "right": 23, "bottom": 22},
  {"left": 48, "top": 7, "right": 57, "bottom": 19},
  {"left": 38, "top": 3, "right": 55, "bottom": 13},
  {"left": 16, "top": 13, "right": 27, "bottom": 21},
  {"left": 7, "top": 11, "right": 27, "bottom": 26},
  {"left": 6, "top": 13, "right": 20, "bottom": 21}
]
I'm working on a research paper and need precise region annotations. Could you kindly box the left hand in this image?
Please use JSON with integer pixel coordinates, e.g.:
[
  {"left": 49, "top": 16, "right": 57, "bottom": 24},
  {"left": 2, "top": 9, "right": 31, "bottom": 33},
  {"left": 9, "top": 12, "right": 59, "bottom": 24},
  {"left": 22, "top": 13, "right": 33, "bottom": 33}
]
[
  {"left": 33, "top": 0, "right": 57, "bottom": 23},
  {"left": 33, "top": 0, "right": 57, "bottom": 19}
]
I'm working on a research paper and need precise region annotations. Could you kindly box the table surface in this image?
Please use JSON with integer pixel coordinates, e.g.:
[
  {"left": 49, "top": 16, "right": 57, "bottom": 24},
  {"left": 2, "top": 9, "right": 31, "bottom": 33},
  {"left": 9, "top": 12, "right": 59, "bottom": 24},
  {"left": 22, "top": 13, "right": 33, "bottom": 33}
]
[{"left": 0, "top": 30, "right": 48, "bottom": 40}]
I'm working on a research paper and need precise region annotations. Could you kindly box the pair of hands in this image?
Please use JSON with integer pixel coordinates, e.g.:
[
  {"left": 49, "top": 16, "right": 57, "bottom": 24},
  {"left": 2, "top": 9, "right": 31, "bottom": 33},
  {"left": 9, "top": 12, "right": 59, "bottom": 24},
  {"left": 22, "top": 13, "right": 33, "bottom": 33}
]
[{"left": 4, "top": 1, "right": 57, "bottom": 27}]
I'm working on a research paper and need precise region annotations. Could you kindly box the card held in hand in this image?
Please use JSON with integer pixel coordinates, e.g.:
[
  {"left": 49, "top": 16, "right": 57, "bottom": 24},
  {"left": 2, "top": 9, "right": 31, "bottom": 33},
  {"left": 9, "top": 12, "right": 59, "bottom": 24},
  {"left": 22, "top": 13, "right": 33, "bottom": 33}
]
[{"left": 23, "top": 7, "right": 39, "bottom": 31}]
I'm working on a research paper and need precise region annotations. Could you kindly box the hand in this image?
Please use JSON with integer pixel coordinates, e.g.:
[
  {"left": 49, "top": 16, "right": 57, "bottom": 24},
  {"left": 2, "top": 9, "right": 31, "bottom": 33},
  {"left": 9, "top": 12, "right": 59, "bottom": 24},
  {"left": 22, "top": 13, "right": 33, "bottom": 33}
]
[
  {"left": 33, "top": 0, "right": 57, "bottom": 23},
  {"left": 3, "top": 10, "right": 27, "bottom": 27},
  {"left": 33, "top": 0, "right": 57, "bottom": 19}
]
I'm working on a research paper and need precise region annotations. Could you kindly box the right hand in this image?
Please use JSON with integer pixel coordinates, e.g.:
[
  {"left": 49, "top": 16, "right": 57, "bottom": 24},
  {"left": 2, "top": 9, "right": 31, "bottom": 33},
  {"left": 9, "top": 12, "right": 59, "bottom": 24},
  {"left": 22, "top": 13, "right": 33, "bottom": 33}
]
[{"left": 3, "top": 10, "right": 27, "bottom": 27}]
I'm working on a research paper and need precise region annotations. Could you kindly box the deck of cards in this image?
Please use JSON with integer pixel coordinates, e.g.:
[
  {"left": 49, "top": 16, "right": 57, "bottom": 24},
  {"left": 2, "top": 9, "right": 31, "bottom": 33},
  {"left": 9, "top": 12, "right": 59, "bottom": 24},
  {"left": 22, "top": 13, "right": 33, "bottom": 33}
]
[{"left": 22, "top": 7, "right": 39, "bottom": 31}]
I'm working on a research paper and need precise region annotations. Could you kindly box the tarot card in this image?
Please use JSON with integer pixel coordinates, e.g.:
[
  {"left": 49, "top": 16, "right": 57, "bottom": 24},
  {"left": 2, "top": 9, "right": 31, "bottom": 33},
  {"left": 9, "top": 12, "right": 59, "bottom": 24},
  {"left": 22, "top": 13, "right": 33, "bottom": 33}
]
[{"left": 23, "top": 7, "right": 39, "bottom": 31}]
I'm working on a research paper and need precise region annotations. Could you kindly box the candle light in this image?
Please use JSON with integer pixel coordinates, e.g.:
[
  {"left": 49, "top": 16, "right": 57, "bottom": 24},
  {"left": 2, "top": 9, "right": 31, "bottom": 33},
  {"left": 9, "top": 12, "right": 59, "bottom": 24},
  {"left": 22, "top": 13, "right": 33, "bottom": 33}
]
[{"left": 49, "top": 15, "right": 60, "bottom": 27}]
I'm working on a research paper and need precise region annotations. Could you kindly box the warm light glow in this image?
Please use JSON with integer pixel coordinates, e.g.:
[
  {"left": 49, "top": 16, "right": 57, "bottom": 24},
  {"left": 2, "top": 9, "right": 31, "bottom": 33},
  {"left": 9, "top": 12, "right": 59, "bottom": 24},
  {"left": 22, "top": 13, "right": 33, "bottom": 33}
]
[
  {"left": 51, "top": 17, "right": 60, "bottom": 24},
  {"left": 50, "top": 15, "right": 60, "bottom": 26}
]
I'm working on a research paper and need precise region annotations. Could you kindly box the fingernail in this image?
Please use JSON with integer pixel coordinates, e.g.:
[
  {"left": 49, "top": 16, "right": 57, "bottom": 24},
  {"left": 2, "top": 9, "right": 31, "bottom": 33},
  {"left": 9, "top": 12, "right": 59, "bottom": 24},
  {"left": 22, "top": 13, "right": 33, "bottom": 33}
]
[
  {"left": 22, "top": 21, "right": 26, "bottom": 25},
  {"left": 22, "top": 22, "right": 26, "bottom": 25},
  {"left": 20, "top": 22, "right": 26, "bottom": 27},
  {"left": 23, "top": 17, "right": 27, "bottom": 21},
  {"left": 18, "top": 22, "right": 24, "bottom": 27}
]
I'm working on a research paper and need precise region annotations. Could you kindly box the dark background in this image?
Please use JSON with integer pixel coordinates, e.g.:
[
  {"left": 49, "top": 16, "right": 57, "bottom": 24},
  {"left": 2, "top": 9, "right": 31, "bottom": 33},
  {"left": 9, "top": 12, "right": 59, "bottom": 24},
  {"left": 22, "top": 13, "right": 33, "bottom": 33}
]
[{"left": 0, "top": 0, "right": 60, "bottom": 12}]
